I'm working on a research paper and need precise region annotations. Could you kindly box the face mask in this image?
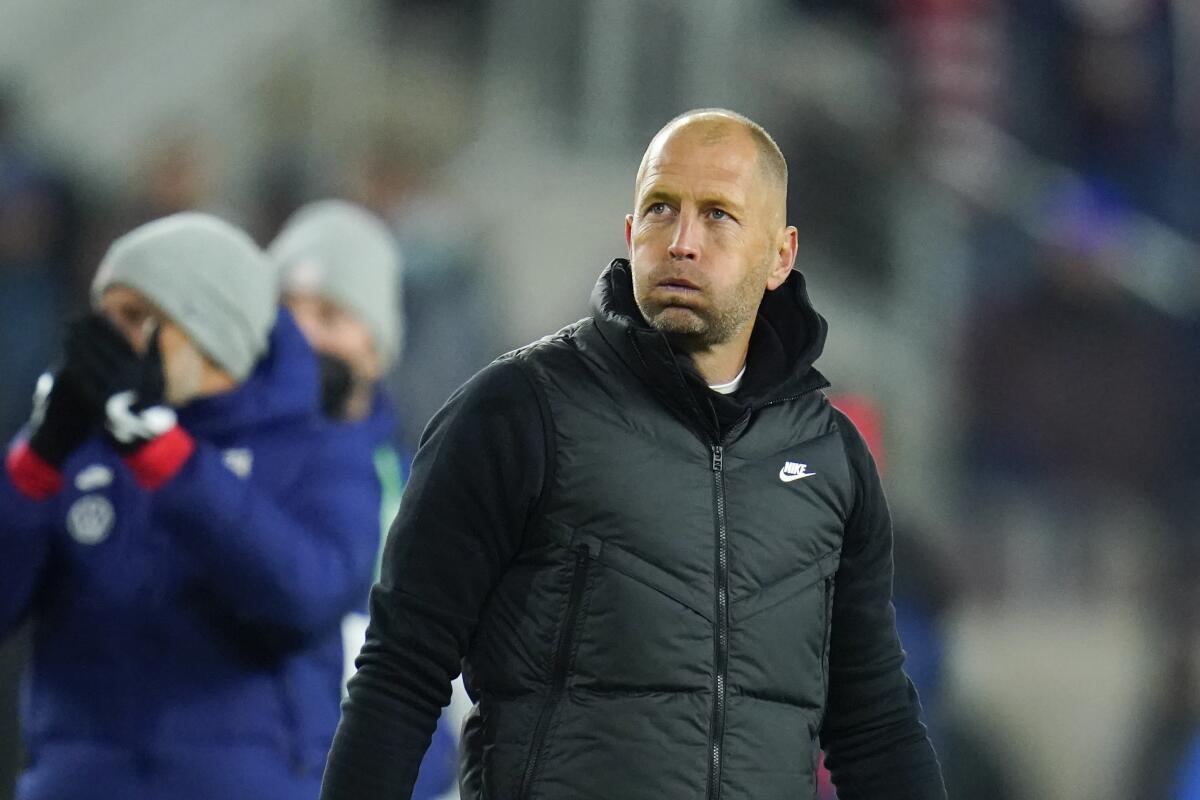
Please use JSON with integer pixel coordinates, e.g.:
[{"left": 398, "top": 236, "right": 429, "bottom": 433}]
[{"left": 317, "top": 352, "right": 355, "bottom": 419}]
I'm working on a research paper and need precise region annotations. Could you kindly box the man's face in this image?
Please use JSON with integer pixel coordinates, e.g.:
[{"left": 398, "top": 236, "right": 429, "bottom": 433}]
[
  {"left": 285, "top": 292, "right": 382, "bottom": 383},
  {"left": 625, "top": 125, "right": 792, "bottom": 350},
  {"left": 99, "top": 285, "right": 210, "bottom": 407}
]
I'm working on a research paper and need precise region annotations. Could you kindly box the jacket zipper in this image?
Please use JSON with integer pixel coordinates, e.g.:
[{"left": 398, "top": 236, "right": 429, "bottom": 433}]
[
  {"left": 520, "top": 544, "right": 591, "bottom": 799},
  {"left": 753, "top": 382, "right": 827, "bottom": 413},
  {"left": 705, "top": 444, "right": 730, "bottom": 800},
  {"left": 692, "top": 385, "right": 819, "bottom": 797}
]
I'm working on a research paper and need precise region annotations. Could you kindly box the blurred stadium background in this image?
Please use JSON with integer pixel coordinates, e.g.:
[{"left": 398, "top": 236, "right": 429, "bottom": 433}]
[{"left": 2, "top": 0, "right": 1200, "bottom": 797}]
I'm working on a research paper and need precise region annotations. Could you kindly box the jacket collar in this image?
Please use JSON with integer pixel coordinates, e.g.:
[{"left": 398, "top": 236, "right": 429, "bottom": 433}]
[
  {"left": 589, "top": 259, "right": 830, "bottom": 439},
  {"left": 178, "top": 307, "right": 320, "bottom": 438}
]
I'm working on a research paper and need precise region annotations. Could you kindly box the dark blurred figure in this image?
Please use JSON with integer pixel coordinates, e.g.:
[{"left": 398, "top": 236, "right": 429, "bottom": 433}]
[
  {"left": 125, "top": 131, "right": 213, "bottom": 223},
  {"left": 778, "top": 109, "right": 896, "bottom": 285},
  {"left": 793, "top": 0, "right": 890, "bottom": 28},
  {"left": 1008, "top": 0, "right": 1179, "bottom": 227},
  {"left": 376, "top": 0, "right": 487, "bottom": 57},
  {"left": 960, "top": 182, "right": 1190, "bottom": 593},
  {"left": 248, "top": 149, "right": 308, "bottom": 247}
]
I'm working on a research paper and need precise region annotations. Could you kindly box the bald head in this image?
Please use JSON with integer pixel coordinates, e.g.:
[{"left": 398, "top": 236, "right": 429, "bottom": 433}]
[
  {"left": 625, "top": 108, "right": 800, "bottom": 371},
  {"left": 636, "top": 109, "right": 788, "bottom": 222}
]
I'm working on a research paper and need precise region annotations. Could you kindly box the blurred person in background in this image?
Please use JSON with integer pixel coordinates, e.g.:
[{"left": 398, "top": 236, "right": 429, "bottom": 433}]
[
  {"left": 321, "top": 109, "right": 945, "bottom": 799},
  {"left": 1006, "top": 0, "right": 1178, "bottom": 226},
  {"left": 960, "top": 181, "right": 1189, "bottom": 596},
  {"left": 124, "top": 131, "right": 215, "bottom": 226},
  {"left": 0, "top": 213, "right": 382, "bottom": 799},
  {"left": 271, "top": 198, "right": 457, "bottom": 799},
  {"left": 273, "top": 200, "right": 406, "bottom": 426}
]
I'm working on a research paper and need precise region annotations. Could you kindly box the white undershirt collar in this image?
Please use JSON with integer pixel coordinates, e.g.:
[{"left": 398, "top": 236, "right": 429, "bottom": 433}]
[{"left": 707, "top": 365, "right": 746, "bottom": 396}]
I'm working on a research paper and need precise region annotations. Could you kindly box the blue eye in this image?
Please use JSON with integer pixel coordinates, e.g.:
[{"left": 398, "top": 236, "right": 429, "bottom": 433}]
[
  {"left": 710, "top": 208, "right": 728, "bottom": 220},
  {"left": 647, "top": 202, "right": 668, "bottom": 215}
]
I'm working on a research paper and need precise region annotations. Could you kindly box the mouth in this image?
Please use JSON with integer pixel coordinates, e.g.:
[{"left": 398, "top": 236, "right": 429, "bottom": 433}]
[{"left": 656, "top": 277, "right": 701, "bottom": 293}]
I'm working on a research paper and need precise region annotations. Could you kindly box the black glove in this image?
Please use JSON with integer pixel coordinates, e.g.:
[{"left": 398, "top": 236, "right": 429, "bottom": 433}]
[
  {"left": 57, "top": 312, "right": 174, "bottom": 455},
  {"left": 101, "top": 325, "right": 194, "bottom": 490},
  {"left": 21, "top": 312, "right": 138, "bottom": 467},
  {"left": 25, "top": 368, "right": 94, "bottom": 468},
  {"left": 99, "top": 326, "right": 175, "bottom": 455},
  {"left": 61, "top": 312, "right": 149, "bottom": 421}
]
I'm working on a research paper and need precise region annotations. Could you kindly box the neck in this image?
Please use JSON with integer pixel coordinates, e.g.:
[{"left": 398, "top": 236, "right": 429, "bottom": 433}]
[
  {"left": 689, "top": 335, "right": 750, "bottom": 386},
  {"left": 197, "top": 368, "right": 237, "bottom": 399},
  {"left": 343, "top": 382, "right": 375, "bottom": 422}
]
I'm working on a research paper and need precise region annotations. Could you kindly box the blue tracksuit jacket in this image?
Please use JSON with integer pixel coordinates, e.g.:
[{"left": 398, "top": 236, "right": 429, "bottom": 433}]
[{"left": 0, "top": 310, "right": 382, "bottom": 799}]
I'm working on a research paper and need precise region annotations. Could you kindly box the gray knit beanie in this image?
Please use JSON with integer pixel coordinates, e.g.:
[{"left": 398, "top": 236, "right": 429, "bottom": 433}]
[
  {"left": 269, "top": 200, "right": 403, "bottom": 366},
  {"left": 91, "top": 213, "right": 278, "bottom": 381}
]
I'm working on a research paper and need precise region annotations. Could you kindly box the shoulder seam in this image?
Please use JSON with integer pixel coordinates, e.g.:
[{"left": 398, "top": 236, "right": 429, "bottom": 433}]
[
  {"left": 497, "top": 320, "right": 585, "bottom": 363},
  {"left": 831, "top": 407, "right": 872, "bottom": 557},
  {"left": 831, "top": 408, "right": 863, "bottom": 513}
]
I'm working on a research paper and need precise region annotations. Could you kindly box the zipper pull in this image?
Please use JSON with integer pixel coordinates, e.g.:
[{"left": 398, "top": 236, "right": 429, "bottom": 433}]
[{"left": 711, "top": 445, "right": 723, "bottom": 472}]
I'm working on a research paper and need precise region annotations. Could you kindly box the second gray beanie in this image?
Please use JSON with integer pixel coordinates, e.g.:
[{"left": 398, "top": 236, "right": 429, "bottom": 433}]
[
  {"left": 269, "top": 200, "right": 403, "bottom": 366},
  {"left": 91, "top": 212, "right": 278, "bottom": 381}
]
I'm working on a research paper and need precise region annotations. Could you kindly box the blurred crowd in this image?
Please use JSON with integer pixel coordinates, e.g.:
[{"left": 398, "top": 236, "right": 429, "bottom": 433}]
[
  {"left": 804, "top": 2, "right": 1200, "bottom": 797},
  {"left": 0, "top": 98, "right": 501, "bottom": 457},
  {"left": 2, "top": 0, "right": 1200, "bottom": 797}
]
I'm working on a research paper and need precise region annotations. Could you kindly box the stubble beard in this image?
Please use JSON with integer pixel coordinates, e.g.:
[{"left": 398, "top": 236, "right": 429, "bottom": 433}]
[
  {"left": 635, "top": 259, "right": 767, "bottom": 354},
  {"left": 648, "top": 303, "right": 747, "bottom": 354}
]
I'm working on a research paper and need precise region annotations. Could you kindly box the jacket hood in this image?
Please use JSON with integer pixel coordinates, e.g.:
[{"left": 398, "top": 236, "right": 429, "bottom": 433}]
[
  {"left": 179, "top": 306, "right": 320, "bottom": 437},
  {"left": 589, "top": 259, "right": 829, "bottom": 435}
]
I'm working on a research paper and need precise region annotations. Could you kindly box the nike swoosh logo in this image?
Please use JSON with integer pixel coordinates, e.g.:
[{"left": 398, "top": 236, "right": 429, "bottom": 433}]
[{"left": 779, "top": 467, "right": 816, "bottom": 482}]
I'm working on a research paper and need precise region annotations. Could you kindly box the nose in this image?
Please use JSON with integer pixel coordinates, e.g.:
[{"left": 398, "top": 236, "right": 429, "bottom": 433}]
[{"left": 667, "top": 216, "right": 700, "bottom": 261}]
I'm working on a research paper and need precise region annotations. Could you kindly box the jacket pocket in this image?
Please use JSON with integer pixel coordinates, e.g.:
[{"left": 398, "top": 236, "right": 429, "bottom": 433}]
[
  {"left": 731, "top": 550, "right": 840, "bottom": 624},
  {"left": 816, "top": 576, "right": 835, "bottom": 730},
  {"left": 518, "top": 542, "right": 592, "bottom": 800}
]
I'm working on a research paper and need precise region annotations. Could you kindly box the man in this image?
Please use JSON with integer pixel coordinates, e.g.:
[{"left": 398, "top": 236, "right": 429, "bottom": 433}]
[
  {"left": 270, "top": 199, "right": 458, "bottom": 799},
  {"left": 271, "top": 199, "right": 404, "bottom": 427},
  {"left": 0, "top": 213, "right": 381, "bottom": 799},
  {"left": 322, "top": 109, "right": 946, "bottom": 799}
]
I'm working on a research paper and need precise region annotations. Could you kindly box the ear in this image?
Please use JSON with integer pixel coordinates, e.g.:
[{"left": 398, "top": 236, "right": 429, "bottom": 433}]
[
  {"left": 625, "top": 214, "right": 634, "bottom": 255},
  {"left": 765, "top": 226, "right": 798, "bottom": 291}
]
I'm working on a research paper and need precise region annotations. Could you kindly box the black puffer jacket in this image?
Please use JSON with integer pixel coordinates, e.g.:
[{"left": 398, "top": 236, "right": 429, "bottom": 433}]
[{"left": 322, "top": 260, "right": 946, "bottom": 800}]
